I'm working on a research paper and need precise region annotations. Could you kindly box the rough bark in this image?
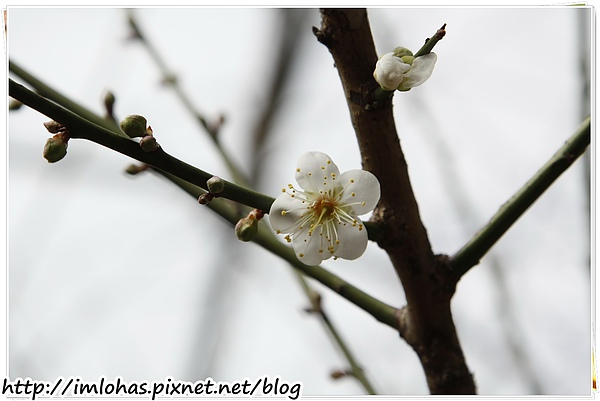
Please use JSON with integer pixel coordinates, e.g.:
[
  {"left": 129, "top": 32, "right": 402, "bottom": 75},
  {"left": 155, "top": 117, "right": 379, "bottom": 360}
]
[{"left": 314, "top": 8, "right": 476, "bottom": 394}]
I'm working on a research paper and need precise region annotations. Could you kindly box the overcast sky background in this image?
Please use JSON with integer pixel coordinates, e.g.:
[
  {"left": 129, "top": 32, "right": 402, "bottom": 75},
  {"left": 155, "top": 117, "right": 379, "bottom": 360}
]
[{"left": 5, "top": 5, "right": 594, "bottom": 396}]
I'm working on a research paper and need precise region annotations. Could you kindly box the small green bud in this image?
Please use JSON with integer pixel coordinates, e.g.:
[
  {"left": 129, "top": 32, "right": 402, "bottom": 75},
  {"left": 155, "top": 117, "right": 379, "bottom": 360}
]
[
  {"left": 139, "top": 135, "right": 159, "bottom": 152},
  {"left": 43, "top": 134, "right": 68, "bottom": 163},
  {"left": 392, "top": 46, "right": 413, "bottom": 58},
  {"left": 120, "top": 114, "right": 147, "bottom": 138},
  {"left": 125, "top": 164, "right": 147, "bottom": 175},
  {"left": 235, "top": 214, "right": 259, "bottom": 242},
  {"left": 206, "top": 176, "right": 225, "bottom": 194},
  {"left": 400, "top": 55, "right": 415, "bottom": 65}
]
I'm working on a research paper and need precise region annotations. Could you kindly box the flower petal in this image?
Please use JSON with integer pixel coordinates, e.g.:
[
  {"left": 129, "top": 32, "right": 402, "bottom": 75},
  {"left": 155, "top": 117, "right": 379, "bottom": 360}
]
[
  {"left": 373, "top": 52, "right": 411, "bottom": 91},
  {"left": 293, "top": 226, "right": 330, "bottom": 266},
  {"left": 269, "top": 194, "right": 308, "bottom": 233},
  {"left": 295, "top": 151, "right": 340, "bottom": 194},
  {"left": 336, "top": 169, "right": 381, "bottom": 215},
  {"left": 333, "top": 220, "right": 368, "bottom": 260},
  {"left": 398, "top": 52, "right": 437, "bottom": 91}
]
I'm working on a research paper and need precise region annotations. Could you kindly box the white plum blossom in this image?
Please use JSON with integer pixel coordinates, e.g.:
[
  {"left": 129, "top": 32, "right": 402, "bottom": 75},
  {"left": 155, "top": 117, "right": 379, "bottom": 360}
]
[
  {"left": 373, "top": 51, "right": 437, "bottom": 91},
  {"left": 269, "top": 151, "right": 381, "bottom": 266}
]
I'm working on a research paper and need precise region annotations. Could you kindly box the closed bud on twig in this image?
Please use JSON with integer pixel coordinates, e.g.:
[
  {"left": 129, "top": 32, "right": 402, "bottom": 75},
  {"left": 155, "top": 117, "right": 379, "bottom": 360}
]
[
  {"left": 103, "top": 91, "right": 116, "bottom": 117},
  {"left": 235, "top": 210, "right": 264, "bottom": 242},
  {"left": 206, "top": 176, "right": 225, "bottom": 195},
  {"left": 198, "top": 193, "right": 215, "bottom": 205},
  {"left": 139, "top": 134, "right": 159, "bottom": 152},
  {"left": 235, "top": 215, "right": 259, "bottom": 242},
  {"left": 330, "top": 370, "right": 350, "bottom": 380},
  {"left": 43, "top": 120, "right": 64, "bottom": 134},
  {"left": 43, "top": 134, "right": 68, "bottom": 163},
  {"left": 120, "top": 114, "right": 147, "bottom": 138},
  {"left": 125, "top": 164, "right": 148, "bottom": 175}
]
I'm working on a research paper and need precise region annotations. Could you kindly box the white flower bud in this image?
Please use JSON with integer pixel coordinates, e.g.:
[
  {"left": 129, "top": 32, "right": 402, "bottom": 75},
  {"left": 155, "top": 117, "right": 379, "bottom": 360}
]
[{"left": 373, "top": 50, "right": 437, "bottom": 92}]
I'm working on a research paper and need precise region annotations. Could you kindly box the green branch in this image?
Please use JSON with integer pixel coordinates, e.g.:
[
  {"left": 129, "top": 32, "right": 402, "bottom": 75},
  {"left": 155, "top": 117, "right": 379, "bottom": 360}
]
[
  {"left": 126, "top": 10, "right": 249, "bottom": 185},
  {"left": 124, "top": 12, "right": 380, "bottom": 392},
  {"left": 10, "top": 74, "right": 397, "bottom": 330},
  {"left": 9, "top": 78, "right": 274, "bottom": 212},
  {"left": 414, "top": 23, "right": 447, "bottom": 58},
  {"left": 8, "top": 76, "right": 381, "bottom": 239},
  {"left": 150, "top": 169, "right": 400, "bottom": 331},
  {"left": 297, "top": 275, "right": 377, "bottom": 394},
  {"left": 451, "top": 116, "right": 591, "bottom": 279},
  {"left": 9, "top": 60, "right": 127, "bottom": 137}
]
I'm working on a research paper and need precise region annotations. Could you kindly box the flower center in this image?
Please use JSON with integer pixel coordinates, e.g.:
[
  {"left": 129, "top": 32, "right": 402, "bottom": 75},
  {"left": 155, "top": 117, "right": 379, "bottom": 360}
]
[{"left": 313, "top": 196, "right": 336, "bottom": 222}]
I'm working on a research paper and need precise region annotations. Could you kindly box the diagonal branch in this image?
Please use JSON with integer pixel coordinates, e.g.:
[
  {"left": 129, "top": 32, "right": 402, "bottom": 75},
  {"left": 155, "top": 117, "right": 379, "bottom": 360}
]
[
  {"left": 148, "top": 169, "right": 401, "bottom": 331},
  {"left": 9, "top": 77, "right": 400, "bottom": 332},
  {"left": 450, "top": 116, "right": 591, "bottom": 279},
  {"left": 8, "top": 78, "right": 273, "bottom": 212}
]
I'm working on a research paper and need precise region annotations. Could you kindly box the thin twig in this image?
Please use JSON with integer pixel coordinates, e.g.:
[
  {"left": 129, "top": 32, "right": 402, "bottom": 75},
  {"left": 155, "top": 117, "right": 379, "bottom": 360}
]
[
  {"left": 8, "top": 78, "right": 273, "bottom": 212},
  {"left": 9, "top": 77, "right": 399, "bottom": 331},
  {"left": 9, "top": 60, "right": 126, "bottom": 136},
  {"left": 126, "top": 10, "right": 248, "bottom": 185},
  {"left": 450, "top": 116, "right": 591, "bottom": 279},
  {"left": 249, "top": 9, "right": 309, "bottom": 182},
  {"left": 295, "top": 273, "right": 377, "bottom": 394},
  {"left": 407, "top": 95, "right": 544, "bottom": 392},
  {"left": 150, "top": 169, "right": 400, "bottom": 331},
  {"left": 8, "top": 75, "right": 382, "bottom": 239},
  {"left": 413, "top": 23, "right": 446, "bottom": 58},
  {"left": 127, "top": 11, "right": 381, "bottom": 388}
]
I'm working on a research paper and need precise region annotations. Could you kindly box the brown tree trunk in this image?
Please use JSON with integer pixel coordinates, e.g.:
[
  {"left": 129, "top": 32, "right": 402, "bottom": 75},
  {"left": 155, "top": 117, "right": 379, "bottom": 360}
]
[{"left": 314, "top": 8, "right": 476, "bottom": 394}]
